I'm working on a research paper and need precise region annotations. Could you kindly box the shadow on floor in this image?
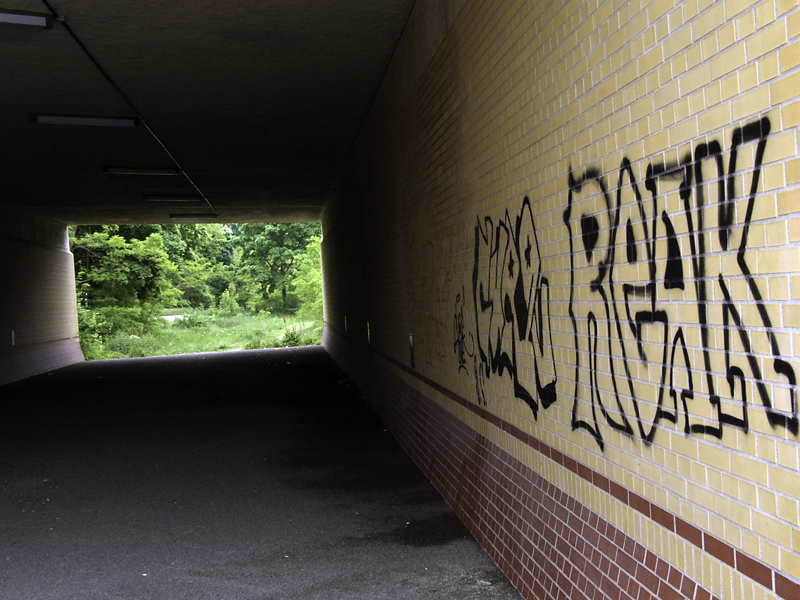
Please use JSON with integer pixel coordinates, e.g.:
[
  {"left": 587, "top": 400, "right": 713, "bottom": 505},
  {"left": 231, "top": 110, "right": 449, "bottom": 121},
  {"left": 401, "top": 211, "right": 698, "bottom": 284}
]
[{"left": 0, "top": 346, "right": 521, "bottom": 599}]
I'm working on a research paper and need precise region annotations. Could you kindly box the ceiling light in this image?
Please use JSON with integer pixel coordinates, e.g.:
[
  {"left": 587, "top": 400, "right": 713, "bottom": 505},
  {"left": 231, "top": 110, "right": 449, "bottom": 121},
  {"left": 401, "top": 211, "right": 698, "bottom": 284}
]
[
  {"left": 35, "top": 114, "right": 138, "bottom": 127},
  {"left": 169, "top": 213, "right": 218, "bottom": 220},
  {"left": 145, "top": 195, "right": 204, "bottom": 202},
  {"left": 0, "top": 10, "right": 53, "bottom": 28},
  {"left": 105, "top": 167, "right": 180, "bottom": 176}
]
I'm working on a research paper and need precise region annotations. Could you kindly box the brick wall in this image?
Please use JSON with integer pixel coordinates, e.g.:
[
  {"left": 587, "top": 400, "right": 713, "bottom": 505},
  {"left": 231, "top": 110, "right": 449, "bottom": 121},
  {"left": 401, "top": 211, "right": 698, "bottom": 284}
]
[
  {"left": 0, "top": 206, "right": 83, "bottom": 384},
  {"left": 323, "top": 1, "right": 800, "bottom": 599}
]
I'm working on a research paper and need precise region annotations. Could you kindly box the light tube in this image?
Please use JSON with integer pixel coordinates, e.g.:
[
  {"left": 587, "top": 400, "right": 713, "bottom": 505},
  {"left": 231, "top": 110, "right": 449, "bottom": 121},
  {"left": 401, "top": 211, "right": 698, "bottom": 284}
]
[
  {"left": 0, "top": 10, "right": 53, "bottom": 28},
  {"left": 105, "top": 167, "right": 180, "bottom": 176},
  {"left": 145, "top": 195, "right": 204, "bottom": 202},
  {"left": 169, "top": 213, "right": 218, "bottom": 220},
  {"left": 35, "top": 114, "right": 138, "bottom": 127}
]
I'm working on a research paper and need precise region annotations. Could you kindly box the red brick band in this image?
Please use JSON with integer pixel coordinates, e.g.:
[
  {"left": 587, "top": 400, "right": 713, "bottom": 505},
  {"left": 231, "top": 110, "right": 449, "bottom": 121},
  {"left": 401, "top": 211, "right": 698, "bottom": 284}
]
[{"left": 356, "top": 342, "right": 799, "bottom": 600}]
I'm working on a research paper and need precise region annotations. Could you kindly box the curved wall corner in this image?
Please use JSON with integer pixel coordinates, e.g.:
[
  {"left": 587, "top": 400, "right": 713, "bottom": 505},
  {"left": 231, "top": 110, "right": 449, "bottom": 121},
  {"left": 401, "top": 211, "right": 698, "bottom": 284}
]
[{"left": 0, "top": 206, "right": 83, "bottom": 385}]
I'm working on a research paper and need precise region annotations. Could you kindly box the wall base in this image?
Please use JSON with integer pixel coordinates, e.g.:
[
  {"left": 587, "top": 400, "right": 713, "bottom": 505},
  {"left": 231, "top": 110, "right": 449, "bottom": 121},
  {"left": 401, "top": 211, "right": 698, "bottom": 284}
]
[
  {"left": 0, "top": 339, "right": 84, "bottom": 386},
  {"left": 323, "top": 325, "right": 718, "bottom": 600}
]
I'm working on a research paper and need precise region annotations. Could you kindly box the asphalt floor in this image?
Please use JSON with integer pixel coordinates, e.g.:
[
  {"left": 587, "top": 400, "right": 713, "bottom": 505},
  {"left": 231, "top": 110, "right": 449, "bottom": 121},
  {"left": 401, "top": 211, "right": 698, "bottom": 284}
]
[{"left": 0, "top": 346, "right": 522, "bottom": 599}]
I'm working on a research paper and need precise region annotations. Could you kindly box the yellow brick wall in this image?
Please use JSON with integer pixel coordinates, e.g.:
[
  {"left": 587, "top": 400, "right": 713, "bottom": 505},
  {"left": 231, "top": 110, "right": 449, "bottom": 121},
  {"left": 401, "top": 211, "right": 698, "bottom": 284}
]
[{"left": 324, "top": 0, "right": 800, "bottom": 597}]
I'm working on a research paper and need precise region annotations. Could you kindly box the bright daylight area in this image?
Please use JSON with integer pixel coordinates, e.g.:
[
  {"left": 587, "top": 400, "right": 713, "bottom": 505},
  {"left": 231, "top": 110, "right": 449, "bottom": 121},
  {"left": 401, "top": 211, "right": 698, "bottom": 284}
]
[{"left": 71, "top": 222, "right": 323, "bottom": 360}]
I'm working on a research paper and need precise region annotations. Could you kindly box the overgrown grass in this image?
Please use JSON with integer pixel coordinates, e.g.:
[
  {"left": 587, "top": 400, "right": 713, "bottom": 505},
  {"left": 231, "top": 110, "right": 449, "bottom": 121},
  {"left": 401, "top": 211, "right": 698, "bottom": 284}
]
[{"left": 88, "top": 311, "right": 322, "bottom": 360}]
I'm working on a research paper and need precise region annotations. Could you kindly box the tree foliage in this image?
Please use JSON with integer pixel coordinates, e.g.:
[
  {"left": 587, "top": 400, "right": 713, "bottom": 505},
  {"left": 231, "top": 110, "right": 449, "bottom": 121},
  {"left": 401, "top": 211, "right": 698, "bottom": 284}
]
[
  {"left": 70, "top": 222, "right": 322, "bottom": 356},
  {"left": 235, "top": 222, "right": 320, "bottom": 311},
  {"left": 293, "top": 236, "right": 323, "bottom": 321}
]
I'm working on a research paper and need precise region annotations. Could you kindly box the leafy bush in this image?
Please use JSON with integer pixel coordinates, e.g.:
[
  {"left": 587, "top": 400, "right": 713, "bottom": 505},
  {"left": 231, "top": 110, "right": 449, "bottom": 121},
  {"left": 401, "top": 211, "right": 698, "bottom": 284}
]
[
  {"left": 76, "top": 304, "right": 164, "bottom": 359},
  {"left": 280, "top": 327, "right": 302, "bottom": 347},
  {"left": 293, "top": 236, "right": 323, "bottom": 321},
  {"left": 279, "top": 325, "right": 320, "bottom": 347},
  {"left": 94, "top": 305, "right": 162, "bottom": 336},
  {"left": 217, "top": 286, "right": 240, "bottom": 315},
  {"left": 244, "top": 336, "right": 274, "bottom": 350},
  {"left": 266, "top": 290, "right": 300, "bottom": 315},
  {"left": 173, "top": 311, "right": 209, "bottom": 329},
  {"left": 104, "top": 333, "right": 163, "bottom": 358},
  {"left": 77, "top": 306, "right": 112, "bottom": 360}
]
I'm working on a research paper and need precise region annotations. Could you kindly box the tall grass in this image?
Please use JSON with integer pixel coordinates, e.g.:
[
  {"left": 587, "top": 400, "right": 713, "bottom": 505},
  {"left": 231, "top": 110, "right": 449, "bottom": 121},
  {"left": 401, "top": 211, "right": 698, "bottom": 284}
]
[{"left": 92, "top": 311, "right": 321, "bottom": 359}]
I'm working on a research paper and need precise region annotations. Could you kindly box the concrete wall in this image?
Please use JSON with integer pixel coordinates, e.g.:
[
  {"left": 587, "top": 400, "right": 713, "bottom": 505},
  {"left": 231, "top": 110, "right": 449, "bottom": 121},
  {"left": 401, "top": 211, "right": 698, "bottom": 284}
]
[
  {"left": 0, "top": 206, "right": 83, "bottom": 385},
  {"left": 322, "top": 1, "right": 800, "bottom": 599}
]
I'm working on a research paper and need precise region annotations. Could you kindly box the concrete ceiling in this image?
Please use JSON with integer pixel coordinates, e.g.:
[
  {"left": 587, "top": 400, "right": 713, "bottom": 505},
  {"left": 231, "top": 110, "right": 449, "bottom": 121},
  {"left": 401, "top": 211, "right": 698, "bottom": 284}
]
[{"left": 0, "top": 0, "right": 416, "bottom": 224}]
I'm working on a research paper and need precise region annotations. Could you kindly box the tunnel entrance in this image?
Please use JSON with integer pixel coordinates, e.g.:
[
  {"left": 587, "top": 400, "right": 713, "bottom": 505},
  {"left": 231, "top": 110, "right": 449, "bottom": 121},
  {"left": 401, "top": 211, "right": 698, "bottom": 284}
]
[{"left": 70, "top": 222, "right": 322, "bottom": 359}]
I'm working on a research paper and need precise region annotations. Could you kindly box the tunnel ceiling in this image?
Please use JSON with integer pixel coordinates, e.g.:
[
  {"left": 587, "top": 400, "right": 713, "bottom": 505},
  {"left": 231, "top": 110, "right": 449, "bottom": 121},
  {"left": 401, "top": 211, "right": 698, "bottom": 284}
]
[{"left": 0, "top": 0, "right": 416, "bottom": 224}]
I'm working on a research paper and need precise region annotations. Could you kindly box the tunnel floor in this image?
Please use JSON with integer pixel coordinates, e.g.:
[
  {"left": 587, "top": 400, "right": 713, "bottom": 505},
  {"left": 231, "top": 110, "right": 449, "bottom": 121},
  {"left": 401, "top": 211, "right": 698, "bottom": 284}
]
[{"left": 0, "top": 346, "right": 521, "bottom": 599}]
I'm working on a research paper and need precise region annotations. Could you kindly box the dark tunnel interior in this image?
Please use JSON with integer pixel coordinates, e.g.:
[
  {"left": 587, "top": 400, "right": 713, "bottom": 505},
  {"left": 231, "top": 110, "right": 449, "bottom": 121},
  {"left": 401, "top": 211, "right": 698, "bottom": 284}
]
[{"left": 0, "top": 346, "right": 522, "bottom": 599}]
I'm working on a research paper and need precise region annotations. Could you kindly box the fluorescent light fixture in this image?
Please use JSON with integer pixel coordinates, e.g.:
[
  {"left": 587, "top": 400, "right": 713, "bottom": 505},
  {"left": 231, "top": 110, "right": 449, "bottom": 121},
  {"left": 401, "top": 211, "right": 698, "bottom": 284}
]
[
  {"left": 169, "top": 213, "right": 218, "bottom": 220},
  {"left": 105, "top": 167, "right": 180, "bottom": 176},
  {"left": 145, "top": 194, "right": 203, "bottom": 202},
  {"left": 0, "top": 10, "right": 53, "bottom": 28},
  {"left": 35, "top": 114, "right": 138, "bottom": 127}
]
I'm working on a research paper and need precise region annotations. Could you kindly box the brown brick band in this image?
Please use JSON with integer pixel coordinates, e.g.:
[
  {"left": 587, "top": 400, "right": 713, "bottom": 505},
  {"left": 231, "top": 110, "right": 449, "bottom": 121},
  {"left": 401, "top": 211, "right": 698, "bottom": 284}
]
[{"left": 354, "top": 340, "right": 799, "bottom": 600}]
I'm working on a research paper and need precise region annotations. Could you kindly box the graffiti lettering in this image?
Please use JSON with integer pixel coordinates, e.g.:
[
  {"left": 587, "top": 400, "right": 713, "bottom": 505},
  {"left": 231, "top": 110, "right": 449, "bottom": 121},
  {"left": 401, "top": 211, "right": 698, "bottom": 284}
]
[
  {"left": 469, "top": 196, "right": 558, "bottom": 413},
  {"left": 455, "top": 117, "right": 798, "bottom": 450},
  {"left": 453, "top": 287, "right": 473, "bottom": 377}
]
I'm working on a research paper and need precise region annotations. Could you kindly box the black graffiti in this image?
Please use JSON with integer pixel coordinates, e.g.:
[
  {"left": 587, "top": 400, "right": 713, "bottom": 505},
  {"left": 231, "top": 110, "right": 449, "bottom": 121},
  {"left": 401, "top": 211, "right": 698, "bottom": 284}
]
[
  {"left": 467, "top": 195, "right": 558, "bottom": 413},
  {"left": 453, "top": 288, "right": 473, "bottom": 377},
  {"left": 567, "top": 116, "right": 798, "bottom": 448},
  {"left": 455, "top": 116, "right": 798, "bottom": 450}
]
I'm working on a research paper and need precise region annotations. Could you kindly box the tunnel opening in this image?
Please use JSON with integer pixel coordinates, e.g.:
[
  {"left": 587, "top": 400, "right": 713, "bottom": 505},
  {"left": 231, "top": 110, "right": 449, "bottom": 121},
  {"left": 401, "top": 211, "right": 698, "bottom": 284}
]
[{"left": 70, "top": 221, "right": 323, "bottom": 360}]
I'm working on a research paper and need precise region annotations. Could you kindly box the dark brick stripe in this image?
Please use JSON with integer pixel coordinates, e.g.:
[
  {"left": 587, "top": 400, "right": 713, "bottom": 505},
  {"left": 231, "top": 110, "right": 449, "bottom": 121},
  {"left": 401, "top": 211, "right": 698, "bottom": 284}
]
[
  {"left": 326, "top": 333, "right": 799, "bottom": 600},
  {"left": 365, "top": 355, "right": 718, "bottom": 599}
]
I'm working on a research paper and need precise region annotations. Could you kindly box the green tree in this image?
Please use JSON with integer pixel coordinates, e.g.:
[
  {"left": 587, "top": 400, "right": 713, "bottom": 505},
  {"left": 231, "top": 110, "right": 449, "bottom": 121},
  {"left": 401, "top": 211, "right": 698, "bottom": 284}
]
[
  {"left": 70, "top": 221, "right": 325, "bottom": 357},
  {"left": 73, "top": 223, "right": 235, "bottom": 311},
  {"left": 71, "top": 227, "right": 181, "bottom": 337},
  {"left": 293, "top": 236, "right": 323, "bottom": 320},
  {"left": 156, "top": 224, "right": 231, "bottom": 309},
  {"left": 235, "top": 222, "right": 321, "bottom": 312},
  {"left": 217, "top": 285, "right": 240, "bottom": 315}
]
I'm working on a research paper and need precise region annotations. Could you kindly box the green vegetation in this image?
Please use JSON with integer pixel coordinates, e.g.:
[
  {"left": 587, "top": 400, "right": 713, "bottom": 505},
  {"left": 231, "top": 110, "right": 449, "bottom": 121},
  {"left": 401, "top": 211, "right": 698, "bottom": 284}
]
[
  {"left": 84, "top": 312, "right": 320, "bottom": 360},
  {"left": 71, "top": 222, "right": 323, "bottom": 360}
]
